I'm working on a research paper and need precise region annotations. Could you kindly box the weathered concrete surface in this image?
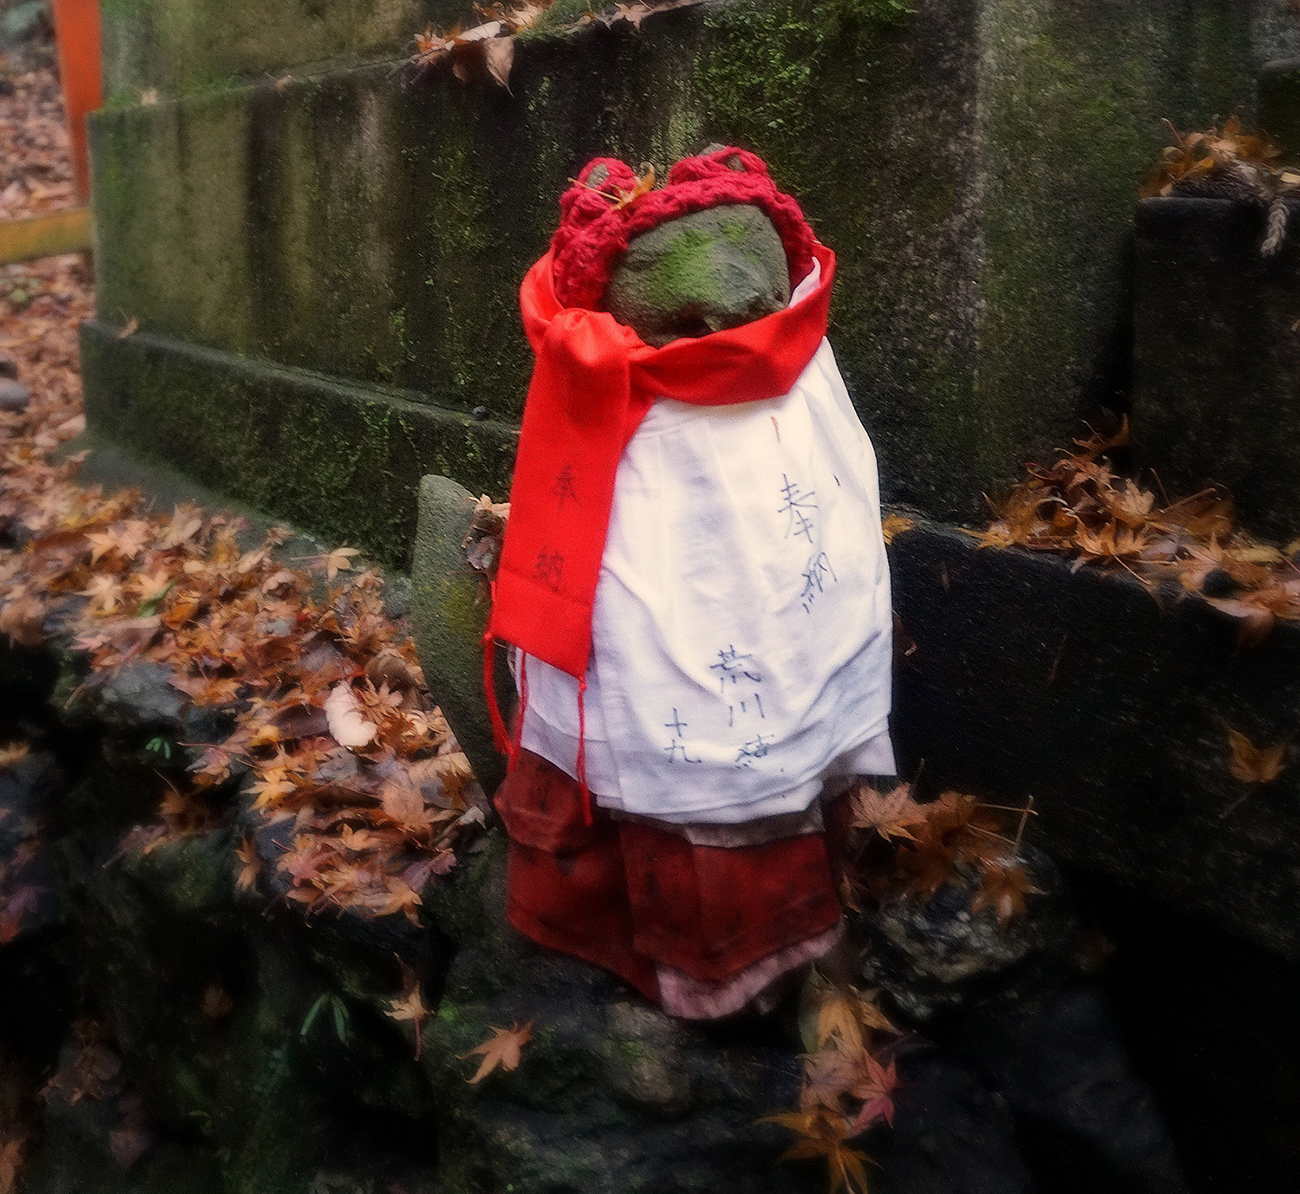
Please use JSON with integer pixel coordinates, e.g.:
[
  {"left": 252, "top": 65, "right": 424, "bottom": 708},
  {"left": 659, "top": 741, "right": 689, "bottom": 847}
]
[
  {"left": 1258, "top": 56, "right": 1300, "bottom": 155},
  {"left": 888, "top": 520, "right": 1300, "bottom": 963},
  {"left": 99, "top": 0, "right": 467, "bottom": 101},
  {"left": 79, "top": 319, "right": 518, "bottom": 566},
  {"left": 974, "top": 0, "right": 1251, "bottom": 493},
  {"left": 1253, "top": 0, "right": 1300, "bottom": 68},
  {"left": 84, "top": 0, "right": 1255, "bottom": 554},
  {"left": 1131, "top": 196, "right": 1300, "bottom": 541}
]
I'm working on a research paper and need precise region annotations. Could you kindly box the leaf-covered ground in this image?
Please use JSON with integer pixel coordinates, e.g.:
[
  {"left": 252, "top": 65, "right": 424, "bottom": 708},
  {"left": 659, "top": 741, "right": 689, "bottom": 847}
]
[
  {"left": 0, "top": 36, "right": 484, "bottom": 1093},
  {"left": 0, "top": 38, "right": 75, "bottom": 223}
]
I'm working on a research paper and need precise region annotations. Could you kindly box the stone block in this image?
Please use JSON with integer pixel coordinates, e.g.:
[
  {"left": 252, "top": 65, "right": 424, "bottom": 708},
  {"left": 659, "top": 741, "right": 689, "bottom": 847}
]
[
  {"left": 888, "top": 520, "right": 1300, "bottom": 963},
  {"left": 84, "top": 0, "right": 1256, "bottom": 552},
  {"left": 1132, "top": 196, "right": 1300, "bottom": 541},
  {"left": 79, "top": 319, "right": 518, "bottom": 567},
  {"left": 1259, "top": 55, "right": 1300, "bottom": 156},
  {"left": 99, "top": 0, "right": 467, "bottom": 99},
  {"left": 409, "top": 473, "right": 512, "bottom": 792}
]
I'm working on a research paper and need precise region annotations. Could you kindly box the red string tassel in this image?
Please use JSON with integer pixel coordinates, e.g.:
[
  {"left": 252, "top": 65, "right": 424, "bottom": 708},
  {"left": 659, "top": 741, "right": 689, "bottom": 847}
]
[
  {"left": 481, "top": 579, "right": 517, "bottom": 765},
  {"left": 481, "top": 628, "right": 515, "bottom": 763},
  {"left": 576, "top": 676, "right": 592, "bottom": 826},
  {"left": 510, "top": 652, "right": 529, "bottom": 765}
]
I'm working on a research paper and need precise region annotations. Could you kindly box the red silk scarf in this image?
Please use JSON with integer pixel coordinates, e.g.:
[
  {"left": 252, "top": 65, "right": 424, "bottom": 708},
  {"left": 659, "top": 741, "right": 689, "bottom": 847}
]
[{"left": 489, "top": 243, "right": 836, "bottom": 680}]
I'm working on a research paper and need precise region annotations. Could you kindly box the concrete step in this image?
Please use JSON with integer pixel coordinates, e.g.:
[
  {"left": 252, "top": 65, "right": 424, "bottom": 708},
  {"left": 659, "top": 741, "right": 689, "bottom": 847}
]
[{"left": 889, "top": 518, "right": 1300, "bottom": 963}]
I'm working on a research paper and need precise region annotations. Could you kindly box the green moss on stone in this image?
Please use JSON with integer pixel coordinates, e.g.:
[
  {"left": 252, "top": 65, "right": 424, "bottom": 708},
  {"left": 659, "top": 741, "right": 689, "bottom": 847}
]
[
  {"left": 86, "top": 0, "right": 1256, "bottom": 541},
  {"left": 100, "top": 0, "right": 473, "bottom": 97},
  {"left": 605, "top": 205, "right": 789, "bottom": 343},
  {"left": 632, "top": 226, "right": 725, "bottom": 306},
  {"left": 516, "top": 0, "right": 597, "bottom": 41},
  {"left": 79, "top": 321, "right": 518, "bottom": 568}
]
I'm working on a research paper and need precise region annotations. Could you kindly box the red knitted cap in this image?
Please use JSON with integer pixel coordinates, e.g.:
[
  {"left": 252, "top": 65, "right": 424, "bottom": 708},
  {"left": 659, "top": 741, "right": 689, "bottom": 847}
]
[{"left": 550, "top": 146, "right": 816, "bottom": 312}]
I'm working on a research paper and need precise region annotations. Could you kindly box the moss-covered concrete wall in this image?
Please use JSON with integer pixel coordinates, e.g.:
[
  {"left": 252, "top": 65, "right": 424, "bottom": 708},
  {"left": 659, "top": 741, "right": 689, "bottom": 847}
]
[
  {"left": 79, "top": 321, "right": 518, "bottom": 564},
  {"left": 86, "top": 0, "right": 1255, "bottom": 553},
  {"left": 1254, "top": 0, "right": 1300, "bottom": 66},
  {"left": 100, "top": 0, "right": 468, "bottom": 101},
  {"left": 976, "top": 0, "right": 1253, "bottom": 501}
]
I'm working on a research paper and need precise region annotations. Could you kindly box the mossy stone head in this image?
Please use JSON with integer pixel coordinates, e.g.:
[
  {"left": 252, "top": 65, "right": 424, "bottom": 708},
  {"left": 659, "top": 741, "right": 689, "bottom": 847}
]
[
  {"left": 605, "top": 203, "right": 790, "bottom": 346},
  {"left": 550, "top": 145, "right": 815, "bottom": 345}
]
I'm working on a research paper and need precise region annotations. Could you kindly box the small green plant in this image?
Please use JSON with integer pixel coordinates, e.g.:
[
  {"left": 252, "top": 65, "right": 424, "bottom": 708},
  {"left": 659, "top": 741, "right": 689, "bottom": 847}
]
[
  {"left": 301, "top": 993, "right": 351, "bottom": 1044},
  {"left": 137, "top": 581, "right": 175, "bottom": 616},
  {"left": 145, "top": 736, "right": 172, "bottom": 761}
]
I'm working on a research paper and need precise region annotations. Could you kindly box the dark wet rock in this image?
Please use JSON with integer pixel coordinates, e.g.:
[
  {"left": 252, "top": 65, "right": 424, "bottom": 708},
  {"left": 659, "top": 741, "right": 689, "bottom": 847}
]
[
  {"left": 25, "top": 1056, "right": 224, "bottom": 1194},
  {"left": 960, "top": 986, "right": 1188, "bottom": 1194},
  {"left": 0, "top": 751, "right": 65, "bottom": 942},
  {"left": 0, "top": 377, "right": 29, "bottom": 411},
  {"left": 853, "top": 837, "right": 1185, "bottom": 1193},
  {"left": 855, "top": 846, "right": 1075, "bottom": 1022},
  {"left": 872, "top": 1050, "right": 1033, "bottom": 1194},
  {"left": 69, "top": 822, "right": 438, "bottom": 1194},
  {"left": 422, "top": 835, "right": 817, "bottom": 1194},
  {"left": 85, "top": 661, "right": 187, "bottom": 733},
  {"left": 0, "top": 353, "right": 18, "bottom": 379},
  {"left": 0, "top": 749, "right": 61, "bottom": 851}
]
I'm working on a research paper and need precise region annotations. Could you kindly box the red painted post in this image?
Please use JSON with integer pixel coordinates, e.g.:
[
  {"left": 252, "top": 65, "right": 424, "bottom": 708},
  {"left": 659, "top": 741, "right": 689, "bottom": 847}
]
[{"left": 49, "top": 0, "right": 103, "bottom": 203}]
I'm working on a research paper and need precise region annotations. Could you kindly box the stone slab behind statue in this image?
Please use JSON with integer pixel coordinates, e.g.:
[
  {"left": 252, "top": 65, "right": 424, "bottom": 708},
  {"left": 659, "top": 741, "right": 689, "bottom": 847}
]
[
  {"left": 98, "top": 0, "right": 467, "bottom": 100},
  {"left": 1132, "top": 196, "right": 1300, "bottom": 542},
  {"left": 81, "top": 0, "right": 1255, "bottom": 564},
  {"left": 889, "top": 520, "right": 1300, "bottom": 965}
]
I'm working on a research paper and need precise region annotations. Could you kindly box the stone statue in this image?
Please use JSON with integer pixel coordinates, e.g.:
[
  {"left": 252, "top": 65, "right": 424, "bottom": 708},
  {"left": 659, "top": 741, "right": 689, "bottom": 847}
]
[{"left": 416, "top": 144, "right": 894, "bottom": 1020}]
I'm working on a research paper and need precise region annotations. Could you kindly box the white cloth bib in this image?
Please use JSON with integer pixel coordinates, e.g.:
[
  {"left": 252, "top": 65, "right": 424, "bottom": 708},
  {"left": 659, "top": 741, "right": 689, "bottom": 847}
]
[{"left": 517, "top": 266, "right": 894, "bottom": 824}]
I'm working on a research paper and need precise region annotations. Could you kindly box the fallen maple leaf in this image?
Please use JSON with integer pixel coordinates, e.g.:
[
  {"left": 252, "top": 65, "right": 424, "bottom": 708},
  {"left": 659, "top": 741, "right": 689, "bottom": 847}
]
[
  {"left": 77, "top": 573, "right": 124, "bottom": 614},
  {"left": 815, "top": 989, "right": 867, "bottom": 1053},
  {"left": 970, "top": 862, "right": 1042, "bottom": 927},
  {"left": 385, "top": 965, "right": 431, "bottom": 1058},
  {"left": 462, "top": 1021, "right": 532, "bottom": 1084},
  {"left": 612, "top": 162, "right": 656, "bottom": 209},
  {"left": 966, "top": 522, "right": 1016, "bottom": 550},
  {"left": 764, "top": 1108, "right": 873, "bottom": 1194},
  {"left": 849, "top": 783, "right": 930, "bottom": 844},
  {"left": 0, "top": 742, "right": 29, "bottom": 771},
  {"left": 846, "top": 1052, "right": 901, "bottom": 1133},
  {"left": 483, "top": 36, "right": 514, "bottom": 90},
  {"left": 380, "top": 776, "right": 427, "bottom": 833},
  {"left": 234, "top": 835, "right": 261, "bottom": 892},
  {"left": 880, "top": 513, "right": 915, "bottom": 545},
  {"left": 320, "top": 545, "right": 361, "bottom": 580},
  {"left": 1225, "top": 726, "right": 1286, "bottom": 784}
]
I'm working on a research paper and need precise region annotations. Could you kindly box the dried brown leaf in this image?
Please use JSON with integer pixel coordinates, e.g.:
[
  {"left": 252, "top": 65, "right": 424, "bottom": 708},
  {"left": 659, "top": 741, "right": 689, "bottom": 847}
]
[{"left": 462, "top": 1021, "right": 533, "bottom": 1084}]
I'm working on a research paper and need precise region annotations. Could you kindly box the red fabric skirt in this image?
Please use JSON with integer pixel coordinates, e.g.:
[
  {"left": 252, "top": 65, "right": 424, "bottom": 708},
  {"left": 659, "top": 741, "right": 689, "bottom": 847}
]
[{"left": 494, "top": 749, "right": 842, "bottom": 1005}]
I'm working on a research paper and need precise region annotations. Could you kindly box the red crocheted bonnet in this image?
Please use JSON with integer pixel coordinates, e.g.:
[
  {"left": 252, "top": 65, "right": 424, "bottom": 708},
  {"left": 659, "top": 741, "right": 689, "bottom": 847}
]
[{"left": 550, "top": 146, "right": 816, "bottom": 312}]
